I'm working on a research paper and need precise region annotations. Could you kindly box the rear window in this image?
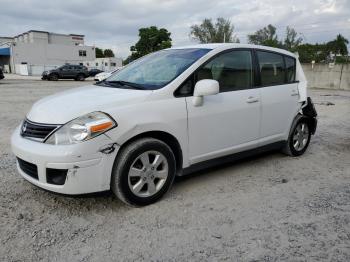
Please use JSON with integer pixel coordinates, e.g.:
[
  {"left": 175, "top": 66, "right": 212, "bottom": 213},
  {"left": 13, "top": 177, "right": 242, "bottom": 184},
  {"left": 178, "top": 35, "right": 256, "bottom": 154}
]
[
  {"left": 257, "top": 51, "right": 285, "bottom": 86},
  {"left": 285, "top": 56, "right": 296, "bottom": 83}
]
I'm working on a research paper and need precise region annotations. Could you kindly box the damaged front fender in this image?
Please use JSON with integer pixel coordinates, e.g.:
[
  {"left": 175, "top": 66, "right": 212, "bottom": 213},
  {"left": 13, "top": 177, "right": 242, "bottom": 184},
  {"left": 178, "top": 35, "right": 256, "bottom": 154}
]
[{"left": 99, "top": 143, "right": 119, "bottom": 154}]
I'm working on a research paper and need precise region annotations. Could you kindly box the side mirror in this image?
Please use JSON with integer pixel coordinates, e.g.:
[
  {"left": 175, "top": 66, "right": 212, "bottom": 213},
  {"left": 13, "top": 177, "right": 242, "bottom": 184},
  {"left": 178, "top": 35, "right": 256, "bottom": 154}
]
[{"left": 192, "top": 79, "right": 219, "bottom": 106}]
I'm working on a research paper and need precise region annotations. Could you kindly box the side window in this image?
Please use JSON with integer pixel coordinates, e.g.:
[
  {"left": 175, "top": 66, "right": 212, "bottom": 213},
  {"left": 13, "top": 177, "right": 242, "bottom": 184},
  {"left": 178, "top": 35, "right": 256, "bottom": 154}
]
[
  {"left": 175, "top": 75, "right": 194, "bottom": 97},
  {"left": 285, "top": 56, "right": 296, "bottom": 83},
  {"left": 197, "top": 50, "right": 253, "bottom": 92},
  {"left": 257, "top": 51, "right": 285, "bottom": 86}
]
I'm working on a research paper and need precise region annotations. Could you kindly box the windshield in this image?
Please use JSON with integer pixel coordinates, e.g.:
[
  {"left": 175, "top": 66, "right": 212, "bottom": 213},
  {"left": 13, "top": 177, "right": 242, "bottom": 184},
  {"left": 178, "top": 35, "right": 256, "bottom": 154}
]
[{"left": 100, "top": 48, "right": 211, "bottom": 90}]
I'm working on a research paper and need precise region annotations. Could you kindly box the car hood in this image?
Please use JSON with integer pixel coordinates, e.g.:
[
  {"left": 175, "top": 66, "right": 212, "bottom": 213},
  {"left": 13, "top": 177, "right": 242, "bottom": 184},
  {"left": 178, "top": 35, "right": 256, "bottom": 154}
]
[
  {"left": 27, "top": 85, "right": 152, "bottom": 124},
  {"left": 96, "top": 72, "right": 110, "bottom": 77}
]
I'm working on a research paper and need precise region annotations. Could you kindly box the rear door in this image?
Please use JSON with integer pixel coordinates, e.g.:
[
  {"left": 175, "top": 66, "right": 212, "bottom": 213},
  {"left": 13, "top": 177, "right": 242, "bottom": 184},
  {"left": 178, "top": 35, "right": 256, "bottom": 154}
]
[
  {"left": 72, "top": 65, "right": 81, "bottom": 78},
  {"left": 182, "top": 49, "right": 261, "bottom": 164},
  {"left": 256, "top": 50, "right": 300, "bottom": 143}
]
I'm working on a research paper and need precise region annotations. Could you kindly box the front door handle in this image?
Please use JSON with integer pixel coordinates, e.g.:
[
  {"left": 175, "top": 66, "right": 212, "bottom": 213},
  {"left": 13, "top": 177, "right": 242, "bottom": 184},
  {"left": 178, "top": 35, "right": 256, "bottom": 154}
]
[{"left": 246, "top": 96, "right": 259, "bottom": 103}]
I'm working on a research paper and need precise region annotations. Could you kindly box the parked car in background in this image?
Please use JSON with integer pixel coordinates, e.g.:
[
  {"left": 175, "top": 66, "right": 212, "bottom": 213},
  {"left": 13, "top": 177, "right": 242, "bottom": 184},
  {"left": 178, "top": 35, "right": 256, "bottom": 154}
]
[
  {"left": 42, "top": 64, "right": 89, "bottom": 81},
  {"left": 0, "top": 67, "right": 4, "bottom": 80},
  {"left": 94, "top": 67, "right": 121, "bottom": 81},
  {"left": 88, "top": 68, "right": 104, "bottom": 77},
  {"left": 12, "top": 44, "right": 317, "bottom": 207}
]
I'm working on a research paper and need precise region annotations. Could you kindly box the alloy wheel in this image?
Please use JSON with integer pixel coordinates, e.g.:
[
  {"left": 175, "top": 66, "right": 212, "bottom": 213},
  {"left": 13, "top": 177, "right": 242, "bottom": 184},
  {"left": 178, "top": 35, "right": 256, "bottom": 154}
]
[
  {"left": 292, "top": 122, "right": 310, "bottom": 151},
  {"left": 128, "top": 151, "right": 169, "bottom": 197}
]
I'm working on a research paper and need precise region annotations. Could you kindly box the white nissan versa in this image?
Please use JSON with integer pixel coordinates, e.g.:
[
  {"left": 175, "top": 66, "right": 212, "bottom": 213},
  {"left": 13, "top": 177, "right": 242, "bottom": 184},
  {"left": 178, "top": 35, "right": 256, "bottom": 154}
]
[{"left": 11, "top": 44, "right": 317, "bottom": 206}]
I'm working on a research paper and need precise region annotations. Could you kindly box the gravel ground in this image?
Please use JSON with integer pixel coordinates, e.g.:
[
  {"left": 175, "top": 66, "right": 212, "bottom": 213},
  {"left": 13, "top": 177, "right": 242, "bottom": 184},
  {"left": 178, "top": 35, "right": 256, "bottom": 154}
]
[{"left": 0, "top": 79, "right": 349, "bottom": 261}]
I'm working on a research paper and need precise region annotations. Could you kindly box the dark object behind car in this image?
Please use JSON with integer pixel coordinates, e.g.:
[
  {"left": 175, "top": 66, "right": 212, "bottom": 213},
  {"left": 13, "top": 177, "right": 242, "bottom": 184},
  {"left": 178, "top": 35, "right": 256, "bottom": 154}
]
[
  {"left": 0, "top": 68, "right": 4, "bottom": 80},
  {"left": 42, "top": 64, "right": 89, "bottom": 81},
  {"left": 88, "top": 68, "right": 104, "bottom": 77}
]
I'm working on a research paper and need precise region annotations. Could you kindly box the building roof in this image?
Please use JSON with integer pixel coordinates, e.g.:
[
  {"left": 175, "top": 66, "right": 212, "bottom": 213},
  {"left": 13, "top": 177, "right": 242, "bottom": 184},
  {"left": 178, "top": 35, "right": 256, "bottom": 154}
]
[
  {"left": 69, "top": 34, "right": 85, "bottom": 37},
  {"left": 13, "top": 30, "right": 85, "bottom": 38}
]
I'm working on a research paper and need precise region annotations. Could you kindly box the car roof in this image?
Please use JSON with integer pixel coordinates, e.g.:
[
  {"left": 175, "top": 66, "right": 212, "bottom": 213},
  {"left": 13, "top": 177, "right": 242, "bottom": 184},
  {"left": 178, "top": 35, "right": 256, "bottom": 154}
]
[{"left": 170, "top": 43, "right": 297, "bottom": 58}]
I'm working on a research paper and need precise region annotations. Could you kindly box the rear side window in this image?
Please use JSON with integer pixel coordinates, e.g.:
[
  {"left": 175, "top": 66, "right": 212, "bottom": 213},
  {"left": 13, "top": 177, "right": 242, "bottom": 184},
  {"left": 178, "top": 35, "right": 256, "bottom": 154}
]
[
  {"left": 197, "top": 50, "right": 253, "bottom": 92},
  {"left": 257, "top": 51, "right": 285, "bottom": 86},
  {"left": 285, "top": 56, "right": 296, "bottom": 83}
]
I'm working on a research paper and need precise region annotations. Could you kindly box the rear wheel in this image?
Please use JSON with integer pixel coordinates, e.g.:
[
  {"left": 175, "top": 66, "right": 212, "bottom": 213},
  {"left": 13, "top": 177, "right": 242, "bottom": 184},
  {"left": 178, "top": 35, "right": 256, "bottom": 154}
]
[
  {"left": 76, "top": 74, "right": 85, "bottom": 81},
  {"left": 111, "top": 138, "right": 176, "bottom": 206},
  {"left": 283, "top": 119, "right": 311, "bottom": 156}
]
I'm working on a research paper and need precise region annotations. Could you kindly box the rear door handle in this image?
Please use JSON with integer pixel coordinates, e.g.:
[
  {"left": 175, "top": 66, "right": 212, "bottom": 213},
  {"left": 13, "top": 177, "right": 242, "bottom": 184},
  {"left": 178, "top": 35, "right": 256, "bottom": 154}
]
[
  {"left": 246, "top": 96, "right": 259, "bottom": 103},
  {"left": 291, "top": 89, "right": 299, "bottom": 96}
]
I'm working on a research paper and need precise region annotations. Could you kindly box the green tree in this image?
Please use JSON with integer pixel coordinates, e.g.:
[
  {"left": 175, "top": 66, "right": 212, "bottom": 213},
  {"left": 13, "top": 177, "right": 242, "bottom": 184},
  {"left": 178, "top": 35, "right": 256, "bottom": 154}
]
[
  {"left": 326, "top": 34, "right": 349, "bottom": 55},
  {"left": 296, "top": 34, "right": 349, "bottom": 63},
  {"left": 297, "top": 43, "right": 328, "bottom": 63},
  {"left": 248, "top": 24, "right": 280, "bottom": 47},
  {"left": 127, "top": 26, "right": 172, "bottom": 62},
  {"left": 103, "top": 49, "right": 115, "bottom": 57},
  {"left": 190, "top": 17, "right": 239, "bottom": 43},
  {"left": 283, "top": 26, "right": 303, "bottom": 52},
  {"left": 95, "top": 47, "right": 104, "bottom": 58}
]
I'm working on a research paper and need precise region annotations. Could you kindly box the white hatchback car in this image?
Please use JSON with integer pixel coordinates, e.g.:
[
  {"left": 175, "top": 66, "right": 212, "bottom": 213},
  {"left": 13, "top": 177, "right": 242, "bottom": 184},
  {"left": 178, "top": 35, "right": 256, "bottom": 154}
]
[
  {"left": 94, "top": 68, "right": 121, "bottom": 82},
  {"left": 12, "top": 44, "right": 317, "bottom": 206}
]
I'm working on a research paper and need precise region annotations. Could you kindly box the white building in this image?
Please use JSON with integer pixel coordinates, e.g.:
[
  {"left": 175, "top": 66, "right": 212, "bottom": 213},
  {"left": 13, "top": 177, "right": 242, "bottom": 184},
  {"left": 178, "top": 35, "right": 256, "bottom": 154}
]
[
  {"left": 0, "top": 30, "right": 96, "bottom": 75},
  {"left": 84, "top": 57, "right": 123, "bottom": 72}
]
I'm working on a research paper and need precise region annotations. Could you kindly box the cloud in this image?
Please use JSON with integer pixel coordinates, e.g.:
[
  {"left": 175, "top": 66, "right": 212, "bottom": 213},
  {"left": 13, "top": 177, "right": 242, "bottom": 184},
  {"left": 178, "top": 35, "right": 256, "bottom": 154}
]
[{"left": 0, "top": 0, "right": 349, "bottom": 58}]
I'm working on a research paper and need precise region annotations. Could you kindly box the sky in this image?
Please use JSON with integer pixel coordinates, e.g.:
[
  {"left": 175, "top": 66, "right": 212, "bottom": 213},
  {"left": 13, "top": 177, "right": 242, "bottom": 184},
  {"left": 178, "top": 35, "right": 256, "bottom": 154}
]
[{"left": 0, "top": 0, "right": 349, "bottom": 58}]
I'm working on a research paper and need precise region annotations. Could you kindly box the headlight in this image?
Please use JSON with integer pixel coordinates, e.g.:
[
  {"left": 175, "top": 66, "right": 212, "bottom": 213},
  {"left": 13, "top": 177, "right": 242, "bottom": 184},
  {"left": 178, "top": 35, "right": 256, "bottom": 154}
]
[{"left": 45, "top": 112, "right": 116, "bottom": 145}]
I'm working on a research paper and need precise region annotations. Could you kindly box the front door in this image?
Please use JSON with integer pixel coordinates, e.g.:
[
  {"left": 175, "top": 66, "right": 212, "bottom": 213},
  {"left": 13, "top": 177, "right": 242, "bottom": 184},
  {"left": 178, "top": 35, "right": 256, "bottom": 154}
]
[
  {"left": 184, "top": 50, "right": 261, "bottom": 164},
  {"left": 60, "top": 65, "right": 73, "bottom": 79}
]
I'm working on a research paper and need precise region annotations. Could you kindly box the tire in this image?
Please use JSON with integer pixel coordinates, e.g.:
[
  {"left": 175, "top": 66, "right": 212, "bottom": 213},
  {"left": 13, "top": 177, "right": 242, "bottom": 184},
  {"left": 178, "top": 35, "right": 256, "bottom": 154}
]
[
  {"left": 49, "top": 74, "right": 58, "bottom": 81},
  {"left": 76, "top": 74, "right": 85, "bottom": 81},
  {"left": 111, "top": 138, "right": 176, "bottom": 206},
  {"left": 282, "top": 118, "right": 311, "bottom": 156}
]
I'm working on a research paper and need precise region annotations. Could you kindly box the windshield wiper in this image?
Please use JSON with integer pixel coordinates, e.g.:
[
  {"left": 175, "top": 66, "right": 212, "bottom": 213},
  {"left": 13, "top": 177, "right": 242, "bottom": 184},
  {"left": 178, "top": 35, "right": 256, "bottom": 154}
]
[
  {"left": 94, "top": 79, "right": 112, "bottom": 87},
  {"left": 105, "top": 80, "right": 145, "bottom": 90}
]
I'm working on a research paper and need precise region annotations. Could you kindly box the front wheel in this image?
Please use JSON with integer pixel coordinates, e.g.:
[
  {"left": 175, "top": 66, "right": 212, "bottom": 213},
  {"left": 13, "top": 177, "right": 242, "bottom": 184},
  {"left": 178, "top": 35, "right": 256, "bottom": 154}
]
[
  {"left": 49, "top": 74, "right": 58, "bottom": 81},
  {"left": 283, "top": 118, "right": 311, "bottom": 156},
  {"left": 111, "top": 138, "right": 176, "bottom": 206}
]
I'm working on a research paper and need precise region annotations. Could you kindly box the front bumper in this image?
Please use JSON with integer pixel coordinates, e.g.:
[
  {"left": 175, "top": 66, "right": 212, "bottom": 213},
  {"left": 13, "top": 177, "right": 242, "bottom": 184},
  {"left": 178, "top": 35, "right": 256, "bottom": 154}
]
[
  {"left": 11, "top": 126, "right": 119, "bottom": 194},
  {"left": 303, "top": 97, "right": 318, "bottom": 135}
]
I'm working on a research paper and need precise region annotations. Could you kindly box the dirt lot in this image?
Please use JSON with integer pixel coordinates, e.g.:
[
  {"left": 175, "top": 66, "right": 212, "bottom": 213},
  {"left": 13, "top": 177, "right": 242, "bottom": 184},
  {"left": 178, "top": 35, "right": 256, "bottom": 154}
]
[{"left": 0, "top": 78, "right": 349, "bottom": 261}]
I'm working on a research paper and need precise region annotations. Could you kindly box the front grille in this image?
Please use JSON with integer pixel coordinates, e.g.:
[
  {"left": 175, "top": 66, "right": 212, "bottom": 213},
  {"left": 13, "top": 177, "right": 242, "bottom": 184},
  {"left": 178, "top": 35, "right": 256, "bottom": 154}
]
[
  {"left": 21, "top": 119, "right": 59, "bottom": 141},
  {"left": 17, "top": 158, "right": 38, "bottom": 180}
]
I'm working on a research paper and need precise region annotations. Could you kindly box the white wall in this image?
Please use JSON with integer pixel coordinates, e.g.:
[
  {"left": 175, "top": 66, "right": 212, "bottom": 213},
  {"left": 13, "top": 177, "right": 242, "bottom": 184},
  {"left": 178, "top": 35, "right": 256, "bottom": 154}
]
[
  {"left": 11, "top": 42, "right": 96, "bottom": 75},
  {"left": 30, "top": 32, "right": 48, "bottom": 45},
  {"left": 302, "top": 64, "right": 350, "bottom": 90}
]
